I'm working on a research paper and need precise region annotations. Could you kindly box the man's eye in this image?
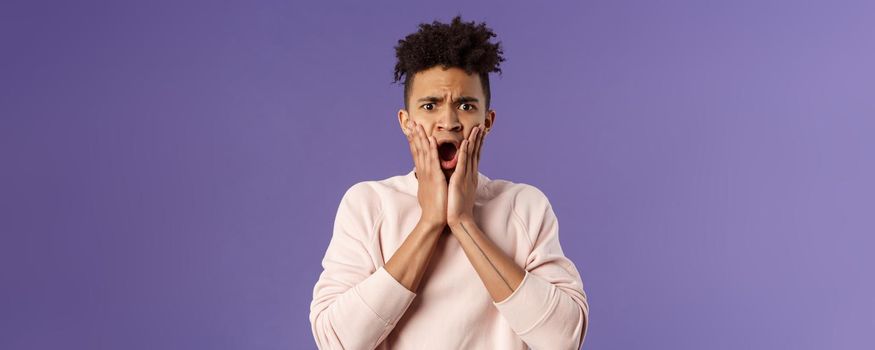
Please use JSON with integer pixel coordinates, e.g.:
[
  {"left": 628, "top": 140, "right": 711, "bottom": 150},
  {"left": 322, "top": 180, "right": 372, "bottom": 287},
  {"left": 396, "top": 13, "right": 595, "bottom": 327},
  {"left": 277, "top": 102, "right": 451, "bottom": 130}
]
[
  {"left": 421, "top": 103, "right": 435, "bottom": 110},
  {"left": 459, "top": 103, "right": 476, "bottom": 111}
]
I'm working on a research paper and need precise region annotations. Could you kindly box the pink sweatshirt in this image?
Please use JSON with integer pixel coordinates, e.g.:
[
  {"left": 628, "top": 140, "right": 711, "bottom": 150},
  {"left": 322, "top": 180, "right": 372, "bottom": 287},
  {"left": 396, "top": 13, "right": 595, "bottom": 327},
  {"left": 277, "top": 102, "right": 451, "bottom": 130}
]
[{"left": 309, "top": 168, "right": 589, "bottom": 349}]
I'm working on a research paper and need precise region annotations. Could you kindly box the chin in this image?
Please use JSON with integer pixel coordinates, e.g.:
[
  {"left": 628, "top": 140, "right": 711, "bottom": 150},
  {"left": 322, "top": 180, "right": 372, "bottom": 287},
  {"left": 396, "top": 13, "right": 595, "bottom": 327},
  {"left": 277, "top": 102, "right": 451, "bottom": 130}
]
[{"left": 442, "top": 168, "right": 454, "bottom": 179}]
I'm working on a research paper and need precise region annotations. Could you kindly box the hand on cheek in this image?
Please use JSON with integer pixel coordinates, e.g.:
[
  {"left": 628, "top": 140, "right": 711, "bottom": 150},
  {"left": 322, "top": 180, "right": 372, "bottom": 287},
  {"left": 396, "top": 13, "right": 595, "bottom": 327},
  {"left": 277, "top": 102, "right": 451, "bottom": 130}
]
[
  {"left": 447, "top": 124, "right": 485, "bottom": 225},
  {"left": 405, "top": 120, "right": 448, "bottom": 228}
]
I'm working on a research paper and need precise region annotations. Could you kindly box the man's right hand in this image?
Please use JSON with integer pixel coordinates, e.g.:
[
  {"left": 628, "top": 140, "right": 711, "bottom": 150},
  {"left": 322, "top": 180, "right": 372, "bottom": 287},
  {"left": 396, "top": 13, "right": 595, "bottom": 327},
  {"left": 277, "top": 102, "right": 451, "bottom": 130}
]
[{"left": 404, "top": 120, "right": 448, "bottom": 229}]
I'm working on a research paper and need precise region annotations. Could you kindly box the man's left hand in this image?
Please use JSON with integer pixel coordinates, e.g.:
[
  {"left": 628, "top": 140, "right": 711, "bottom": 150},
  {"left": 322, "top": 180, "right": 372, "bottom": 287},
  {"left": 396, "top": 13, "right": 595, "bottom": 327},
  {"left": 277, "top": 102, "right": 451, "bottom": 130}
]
[{"left": 447, "top": 124, "right": 485, "bottom": 226}]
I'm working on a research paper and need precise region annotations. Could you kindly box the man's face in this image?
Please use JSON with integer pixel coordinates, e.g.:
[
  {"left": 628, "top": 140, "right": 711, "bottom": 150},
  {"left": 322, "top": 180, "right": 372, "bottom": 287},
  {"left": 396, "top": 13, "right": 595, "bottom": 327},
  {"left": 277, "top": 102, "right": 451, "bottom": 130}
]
[{"left": 398, "top": 65, "right": 496, "bottom": 179}]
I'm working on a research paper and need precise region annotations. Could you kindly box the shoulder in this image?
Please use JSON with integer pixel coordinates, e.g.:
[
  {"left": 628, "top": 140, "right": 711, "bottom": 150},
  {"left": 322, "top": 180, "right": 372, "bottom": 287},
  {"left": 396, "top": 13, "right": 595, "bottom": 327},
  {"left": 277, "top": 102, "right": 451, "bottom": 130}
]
[
  {"left": 340, "top": 181, "right": 378, "bottom": 202},
  {"left": 332, "top": 181, "right": 385, "bottom": 245},
  {"left": 336, "top": 170, "right": 415, "bottom": 218},
  {"left": 336, "top": 181, "right": 383, "bottom": 222},
  {"left": 485, "top": 177, "right": 553, "bottom": 222},
  {"left": 514, "top": 182, "right": 550, "bottom": 207},
  {"left": 484, "top": 179, "right": 554, "bottom": 248},
  {"left": 484, "top": 178, "right": 551, "bottom": 212},
  {"left": 338, "top": 167, "right": 420, "bottom": 213}
]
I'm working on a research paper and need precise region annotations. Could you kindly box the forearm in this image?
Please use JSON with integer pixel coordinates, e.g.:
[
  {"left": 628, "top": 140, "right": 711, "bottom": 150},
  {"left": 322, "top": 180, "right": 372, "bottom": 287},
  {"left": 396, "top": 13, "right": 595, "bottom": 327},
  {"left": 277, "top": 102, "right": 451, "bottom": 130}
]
[
  {"left": 384, "top": 219, "right": 446, "bottom": 292},
  {"left": 449, "top": 217, "right": 526, "bottom": 302}
]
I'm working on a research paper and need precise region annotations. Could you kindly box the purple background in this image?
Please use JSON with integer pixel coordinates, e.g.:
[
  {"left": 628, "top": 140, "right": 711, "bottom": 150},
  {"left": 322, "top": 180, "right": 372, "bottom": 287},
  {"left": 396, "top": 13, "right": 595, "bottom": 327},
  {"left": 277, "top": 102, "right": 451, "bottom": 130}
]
[{"left": 2, "top": 0, "right": 873, "bottom": 349}]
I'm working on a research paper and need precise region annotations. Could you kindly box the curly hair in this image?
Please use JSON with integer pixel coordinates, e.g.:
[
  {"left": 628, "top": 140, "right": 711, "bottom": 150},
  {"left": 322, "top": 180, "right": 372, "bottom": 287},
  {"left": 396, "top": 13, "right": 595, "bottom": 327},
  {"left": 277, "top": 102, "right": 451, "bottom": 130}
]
[{"left": 393, "top": 14, "right": 505, "bottom": 111}]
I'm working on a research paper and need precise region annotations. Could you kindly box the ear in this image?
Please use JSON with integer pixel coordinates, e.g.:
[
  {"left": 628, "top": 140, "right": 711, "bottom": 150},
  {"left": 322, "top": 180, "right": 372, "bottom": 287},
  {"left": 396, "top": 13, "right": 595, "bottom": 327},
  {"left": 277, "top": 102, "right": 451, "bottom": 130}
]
[
  {"left": 398, "top": 108, "right": 411, "bottom": 136},
  {"left": 483, "top": 109, "right": 496, "bottom": 135}
]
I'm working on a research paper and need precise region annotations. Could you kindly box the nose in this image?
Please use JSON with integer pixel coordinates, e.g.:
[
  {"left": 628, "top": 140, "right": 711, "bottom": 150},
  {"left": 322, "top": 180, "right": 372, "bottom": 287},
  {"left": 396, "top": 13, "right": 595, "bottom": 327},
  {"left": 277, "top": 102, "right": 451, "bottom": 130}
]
[{"left": 436, "top": 107, "right": 462, "bottom": 132}]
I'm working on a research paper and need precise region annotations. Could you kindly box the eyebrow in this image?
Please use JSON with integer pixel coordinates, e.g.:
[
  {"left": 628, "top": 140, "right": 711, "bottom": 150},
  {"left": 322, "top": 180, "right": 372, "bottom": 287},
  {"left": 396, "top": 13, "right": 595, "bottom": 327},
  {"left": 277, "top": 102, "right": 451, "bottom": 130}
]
[{"left": 416, "top": 96, "right": 480, "bottom": 104}]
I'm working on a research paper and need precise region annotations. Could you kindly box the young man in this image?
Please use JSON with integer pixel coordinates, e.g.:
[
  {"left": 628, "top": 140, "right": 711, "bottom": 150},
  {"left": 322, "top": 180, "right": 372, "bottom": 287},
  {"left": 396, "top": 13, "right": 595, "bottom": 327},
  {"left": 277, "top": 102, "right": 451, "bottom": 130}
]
[{"left": 310, "top": 15, "right": 589, "bottom": 349}]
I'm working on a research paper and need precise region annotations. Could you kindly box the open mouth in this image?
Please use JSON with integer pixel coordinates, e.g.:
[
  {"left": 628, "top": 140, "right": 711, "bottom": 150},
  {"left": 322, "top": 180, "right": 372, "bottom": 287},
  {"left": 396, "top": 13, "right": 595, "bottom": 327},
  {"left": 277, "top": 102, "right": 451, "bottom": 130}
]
[
  {"left": 438, "top": 141, "right": 459, "bottom": 169},
  {"left": 438, "top": 142, "right": 457, "bottom": 161}
]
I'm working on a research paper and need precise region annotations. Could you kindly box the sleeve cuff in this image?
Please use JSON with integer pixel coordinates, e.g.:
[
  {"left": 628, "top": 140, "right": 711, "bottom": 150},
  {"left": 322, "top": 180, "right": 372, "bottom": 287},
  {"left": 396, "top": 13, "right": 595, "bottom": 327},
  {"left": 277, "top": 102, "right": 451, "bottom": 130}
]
[
  {"left": 354, "top": 265, "right": 417, "bottom": 326},
  {"left": 493, "top": 270, "right": 558, "bottom": 334}
]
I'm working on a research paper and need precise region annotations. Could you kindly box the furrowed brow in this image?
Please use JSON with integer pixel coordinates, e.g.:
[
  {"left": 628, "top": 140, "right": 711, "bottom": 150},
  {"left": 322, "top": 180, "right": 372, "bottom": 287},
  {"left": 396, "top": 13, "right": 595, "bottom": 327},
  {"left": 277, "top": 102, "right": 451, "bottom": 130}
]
[{"left": 416, "top": 96, "right": 480, "bottom": 104}]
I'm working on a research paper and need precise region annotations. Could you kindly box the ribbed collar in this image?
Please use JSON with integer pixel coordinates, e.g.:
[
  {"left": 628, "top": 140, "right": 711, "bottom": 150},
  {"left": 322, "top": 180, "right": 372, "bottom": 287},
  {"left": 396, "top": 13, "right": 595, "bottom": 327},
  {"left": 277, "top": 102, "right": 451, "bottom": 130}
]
[{"left": 400, "top": 166, "right": 490, "bottom": 196}]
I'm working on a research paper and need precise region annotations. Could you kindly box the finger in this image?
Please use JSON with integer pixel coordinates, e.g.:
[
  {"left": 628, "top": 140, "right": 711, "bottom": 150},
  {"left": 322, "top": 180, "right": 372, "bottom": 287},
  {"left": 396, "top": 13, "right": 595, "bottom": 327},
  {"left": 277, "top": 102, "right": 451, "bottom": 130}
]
[
  {"left": 402, "top": 120, "right": 413, "bottom": 139},
  {"left": 467, "top": 126, "right": 476, "bottom": 178},
  {"left": 473, "top": 125, "right": 483, "bottom": 173},
  {"left": 456, "top": 139, "right": 468, "bottom": 178},
  {"left": 405, "top": 120, "right": 416, "bottom": 148},
  {"left": 417, "top": 125, "right": 432, "bottom": 176},
  {"left": 428, "top": 136, "right": 440, "bottom": 169},
  {"left": 415, "top": 123, "right": 428, "bottom": 162},
  {"left": 411, "top": 122, "right": 425, "bottom": 171},
  {"left": 406, "top": 126, "right": 418, "bottom": 167},
  {"left": 405, "top": 122, "right": 414, "bottom": 145},
  {"left": 471, "top": 126, "right": 481, "bottom": 179},
  {"left": 466, "top": 126, "right": 479, "bottom": 177}
]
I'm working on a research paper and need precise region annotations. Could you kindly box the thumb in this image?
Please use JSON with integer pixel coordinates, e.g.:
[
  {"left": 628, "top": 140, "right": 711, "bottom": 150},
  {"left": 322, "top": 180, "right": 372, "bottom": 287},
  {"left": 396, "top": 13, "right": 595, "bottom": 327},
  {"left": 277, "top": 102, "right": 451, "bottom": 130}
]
[{"left": 452, "top": 140, "right": 469, "bottom": 183}]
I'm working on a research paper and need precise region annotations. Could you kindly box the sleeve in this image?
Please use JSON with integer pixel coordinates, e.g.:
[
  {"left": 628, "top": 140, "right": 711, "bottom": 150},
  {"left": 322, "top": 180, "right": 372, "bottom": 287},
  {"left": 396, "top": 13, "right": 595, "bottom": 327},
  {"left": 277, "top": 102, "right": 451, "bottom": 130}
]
[
  {"left": 309, "top": 182, "right": 418, "bottom": 350},
  {"left": 493, "top": 185, "right": 590, "bottom": 350}
]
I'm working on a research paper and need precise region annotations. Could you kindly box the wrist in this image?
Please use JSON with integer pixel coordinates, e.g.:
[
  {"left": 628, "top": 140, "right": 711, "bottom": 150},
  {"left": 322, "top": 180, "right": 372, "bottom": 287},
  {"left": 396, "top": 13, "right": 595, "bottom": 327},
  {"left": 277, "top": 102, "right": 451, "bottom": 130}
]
[
  {"left": 447, "top": 214, "right": 475, "bottom": 228},
  {"left": 418, "top": 217, "right": 446, "bottom": 232}
]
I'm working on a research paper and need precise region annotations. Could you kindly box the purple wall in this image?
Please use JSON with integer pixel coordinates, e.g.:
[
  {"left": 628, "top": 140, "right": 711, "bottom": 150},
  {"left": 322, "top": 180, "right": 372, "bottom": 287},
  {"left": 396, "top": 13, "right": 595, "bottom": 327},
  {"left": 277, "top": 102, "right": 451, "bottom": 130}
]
[{"left": 2, "top": 0, "right": 873, "bottom": 349}]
